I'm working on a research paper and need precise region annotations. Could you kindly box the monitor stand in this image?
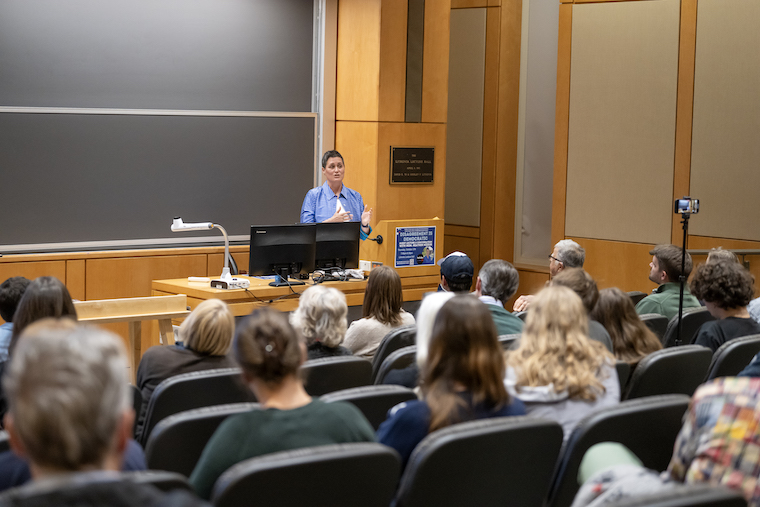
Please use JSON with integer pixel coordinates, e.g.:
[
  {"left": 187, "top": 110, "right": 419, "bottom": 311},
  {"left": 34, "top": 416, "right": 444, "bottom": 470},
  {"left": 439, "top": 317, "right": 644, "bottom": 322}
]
[{"left": 268, "top": 267, "right": 306, "bottom": 287}]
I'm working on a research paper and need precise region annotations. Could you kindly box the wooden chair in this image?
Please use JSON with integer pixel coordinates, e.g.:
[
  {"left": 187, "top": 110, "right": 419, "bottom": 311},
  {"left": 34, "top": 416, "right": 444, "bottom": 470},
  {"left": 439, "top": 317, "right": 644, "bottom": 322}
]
[{"left": 74, "top": 294, "right": 189, "bottom": 382}]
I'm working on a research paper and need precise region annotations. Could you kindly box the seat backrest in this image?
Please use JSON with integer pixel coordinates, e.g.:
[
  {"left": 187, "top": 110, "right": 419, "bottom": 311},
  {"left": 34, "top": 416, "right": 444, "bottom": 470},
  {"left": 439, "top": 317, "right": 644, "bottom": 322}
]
[
  {"left": 145, "top": 402, "right": 260, "bottom": 476},
  {"left": 608, "top": 485, "right": 747, "bottom": 507},
  {"left": 121, "top": 470, "right": 194, "bottom": 493},
  {"left": 615, "top": 361, "right": 632, "bottom": 393},
  {"left": 212, "top": 443, "right": 401, "bottom": 507},
  {"left": 640, "top": 313, "right": 669, "bottom": 341},
  {"left": 301, "top": 356, "right": 372, "bottom": 396},
  {"left": 498, "top": 333, "right": 521, "bottom": 350},
  {"left": 515, "top": 311, "right": 528, "bottom": 321},
  {"left": 706, "top": 334, "right": 760, "bottom": 381},
  {"left": 627, "top": 291, "right": 648, "bottom": 306},
  {"left": 661, "top": 307, "right": 715, "bottom": 347},
  {"left": 624, "top": 345, "right": 712, "bottom": 400},
  {"left": 374, "top": 345, "right": 417, "bottom": 385},
  {"left": 395, "top": 416, "right": 563, "bottom": 507},
  {"left": 545, "top": 394, "right": 690, "bottom": 507},
  {"left": 139, "top": 368, "right": 256, "bottom": 446},
  {"left": 371, "top": 325, "right": 417, "bottom": 382},
  {"left": 129, "top": 384, "right": 142, "bottom": 438},
  {"left": 320, "top": 385, "right": 417, "bottom": 430}
]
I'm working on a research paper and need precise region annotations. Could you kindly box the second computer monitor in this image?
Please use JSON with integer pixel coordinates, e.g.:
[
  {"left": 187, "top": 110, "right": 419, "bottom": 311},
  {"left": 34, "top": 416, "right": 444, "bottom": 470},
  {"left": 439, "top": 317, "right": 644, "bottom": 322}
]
[{"left": 315, "top": 222, "right": 360, "bottom": 270}]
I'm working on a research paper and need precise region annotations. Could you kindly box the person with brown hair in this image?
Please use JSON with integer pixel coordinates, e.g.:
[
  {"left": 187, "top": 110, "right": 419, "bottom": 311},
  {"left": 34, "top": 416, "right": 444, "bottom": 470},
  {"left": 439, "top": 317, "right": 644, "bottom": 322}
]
[
  {"left": 706, "top": 247, "right": 739, "bottom": 265},
  {"left": 377, "top": 296, "right": 525, "bottom": 466},
  {"left": 505, "top": 286, "right": 619, "bottom": 441},
  {"left": 189, "top": 308, "right": 374, "bottom": 500},
  {"left": 690, "top": 261, "right": 760, "bottom": 352},
  {"left": 551, "top": 268, "right": 613, "bottom": 352},
  {"left": 343, "top": 266, "right": 415, "bottom": 360},
  {"left": 9, "top": 276, "right": 77, "bottom": 354},
  {"left": 635, "top": 244, "right": 700, "bottom": 320},
  {"left": 590, "top": 288, "right": 662, "bottom": 366},
  {"left": 134, "top": 299, "right": 237, "bottom": 441}
]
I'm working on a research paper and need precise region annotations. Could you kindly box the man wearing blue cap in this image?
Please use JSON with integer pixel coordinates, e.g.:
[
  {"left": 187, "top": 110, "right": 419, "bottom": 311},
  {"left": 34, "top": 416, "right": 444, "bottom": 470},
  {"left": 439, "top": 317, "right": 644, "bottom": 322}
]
[{"left": 437, "top": 251, "right": 474, "bottom": 293}]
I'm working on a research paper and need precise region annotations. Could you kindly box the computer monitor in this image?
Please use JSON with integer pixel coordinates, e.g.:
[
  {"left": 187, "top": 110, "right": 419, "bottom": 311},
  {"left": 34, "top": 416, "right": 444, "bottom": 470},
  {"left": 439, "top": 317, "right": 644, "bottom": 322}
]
[
  {"left": 315, "top": 222, "right": 360, "bottom": 270},
  {"left": 249, "top": 224, "right": 316, "bottom": 287}
]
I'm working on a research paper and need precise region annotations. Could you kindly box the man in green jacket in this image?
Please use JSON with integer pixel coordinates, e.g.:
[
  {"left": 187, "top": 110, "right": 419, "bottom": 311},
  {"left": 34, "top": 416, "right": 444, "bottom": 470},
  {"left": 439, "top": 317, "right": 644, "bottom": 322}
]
[
  {"left": 475, "top": 259, "right": 524, "bottom": 336},
  {"left": 635, "top": 244, "right": 701, "bottom": 321}
]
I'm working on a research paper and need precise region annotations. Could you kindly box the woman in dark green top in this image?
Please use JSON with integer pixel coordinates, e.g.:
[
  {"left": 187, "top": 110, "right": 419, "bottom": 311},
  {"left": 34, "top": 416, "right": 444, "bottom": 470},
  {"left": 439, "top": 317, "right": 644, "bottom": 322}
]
[{"left": 189, "top": 308, "right": 375, "bottom": 500}]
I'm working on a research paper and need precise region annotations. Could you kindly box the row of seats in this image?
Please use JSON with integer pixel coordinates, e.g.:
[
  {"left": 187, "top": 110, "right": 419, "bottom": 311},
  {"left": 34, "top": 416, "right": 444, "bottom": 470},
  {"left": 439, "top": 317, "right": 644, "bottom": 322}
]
[{"left": 129, "top": 394, "right": 747, "bottom": 506}]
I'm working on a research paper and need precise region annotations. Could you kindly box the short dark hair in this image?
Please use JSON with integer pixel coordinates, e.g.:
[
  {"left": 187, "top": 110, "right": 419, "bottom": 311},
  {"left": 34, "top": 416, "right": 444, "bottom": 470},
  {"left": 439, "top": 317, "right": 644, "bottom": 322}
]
[
  {"left": 551, "top": 268, "right": 599, "bottom": 313},
  {"left": 321, "top": 150, "right": 344, "bottom": 168},
  {"left": 651, "top": 244, "right": 692, "bottom": 282},
  {"left": 0, "top": 277, "right": 31, "bottom": 322},
  {"left": 690, "top": 261, "right": 755, "bottom": 310},
  {"left": 10, "top": 277, "right": 77, "bottom": 355},
  {"left": 478, "top": 259, "right": 519, "bottom": 304}
]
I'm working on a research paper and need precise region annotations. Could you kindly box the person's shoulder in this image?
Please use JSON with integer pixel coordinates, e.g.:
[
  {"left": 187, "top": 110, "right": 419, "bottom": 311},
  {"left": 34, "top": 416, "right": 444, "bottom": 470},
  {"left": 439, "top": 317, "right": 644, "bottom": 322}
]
[
  {"left": 381, "top": 399, "right": 429, "bottom": 426},
  {"left": 399, "top": 311, "right": 416, "bottom": 325}
]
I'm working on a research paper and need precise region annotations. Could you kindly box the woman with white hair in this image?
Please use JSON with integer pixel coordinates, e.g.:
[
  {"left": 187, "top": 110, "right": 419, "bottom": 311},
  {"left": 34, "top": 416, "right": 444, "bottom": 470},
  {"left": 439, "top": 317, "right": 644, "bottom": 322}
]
[
  {"left": 290, "top": 285, "right": 352, "bottom": 360},
  {"left": 135, "top": 298, "right": 236, "bottom": 441}
]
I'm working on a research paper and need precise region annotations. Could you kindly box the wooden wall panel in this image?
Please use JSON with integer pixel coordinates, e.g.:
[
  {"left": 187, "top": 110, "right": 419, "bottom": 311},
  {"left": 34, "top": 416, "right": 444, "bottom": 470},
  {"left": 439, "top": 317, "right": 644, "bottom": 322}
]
[
  {"left": 207, "top": 249, "right": 250, "bottom": 277},
  {"left": 378, "top": 0, "right": 409, "bottom": 122},
  {"left": 571, "top": 237, "right": 656, "bottom": 293},
  {"left": 689, "top": 236, "right": 760, "bottom": 293},
  {"left": 0, "top": 261, "right": 66, "bottom": 286},
  {"left": 335, "top": 121, "right": 380, "bottom": 220},
  {"left": 507, "top": 268, "right": 550, "bottom": 309},
  {"left": 336, "top": 0, "right": 382, "bottom": 121},
  {"left": 376, "top": 122, "right": 447, "bottom": 222},
  {"left": 421, "top": 0, "right": 451, "bottom": 123},
  {"left": 551, "top": 3, "right": 572, "bottom": 246},
  {"left": 66, "top": 259, "right": 86, "bottom": 301}
]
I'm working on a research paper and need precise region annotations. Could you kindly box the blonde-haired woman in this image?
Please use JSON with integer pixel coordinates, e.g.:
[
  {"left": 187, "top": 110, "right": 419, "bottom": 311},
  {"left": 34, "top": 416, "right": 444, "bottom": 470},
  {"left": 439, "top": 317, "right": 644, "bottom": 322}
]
[
  {"left": 135, "top": 298, "right": 236, "bottom": 440},
  {"left": 290, "top": 285, "right": 352, "bottom": 360},
  {"left": 505, "top": 286, "right": 619, "bottom": 441}
]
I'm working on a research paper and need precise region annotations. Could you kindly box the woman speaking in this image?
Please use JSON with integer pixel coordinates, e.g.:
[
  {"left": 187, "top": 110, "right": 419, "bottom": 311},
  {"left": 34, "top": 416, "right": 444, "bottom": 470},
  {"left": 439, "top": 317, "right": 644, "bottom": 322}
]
[{"left": 300, "top": 150, "right": 373, "bottom": 240}]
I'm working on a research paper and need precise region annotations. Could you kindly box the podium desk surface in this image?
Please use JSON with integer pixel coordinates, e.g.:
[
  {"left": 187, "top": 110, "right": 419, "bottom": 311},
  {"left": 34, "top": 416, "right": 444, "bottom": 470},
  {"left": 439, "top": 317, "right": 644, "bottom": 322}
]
[{"left": 152, "top": 273, "right": 439, "bottom": 317}]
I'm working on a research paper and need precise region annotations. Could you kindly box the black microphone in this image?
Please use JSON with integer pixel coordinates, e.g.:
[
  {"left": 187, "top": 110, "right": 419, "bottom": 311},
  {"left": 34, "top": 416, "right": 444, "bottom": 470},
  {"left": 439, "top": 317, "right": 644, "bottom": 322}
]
[{"left": 368, "top": 234, "right": 383, "bottom": 245}]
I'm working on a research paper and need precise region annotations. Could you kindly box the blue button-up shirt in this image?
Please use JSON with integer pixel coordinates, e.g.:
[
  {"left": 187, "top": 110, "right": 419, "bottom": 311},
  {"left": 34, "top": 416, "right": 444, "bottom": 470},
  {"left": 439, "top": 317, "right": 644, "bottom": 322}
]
[{"left": 300, "top": 181, "right": 371, "bottom": 240}]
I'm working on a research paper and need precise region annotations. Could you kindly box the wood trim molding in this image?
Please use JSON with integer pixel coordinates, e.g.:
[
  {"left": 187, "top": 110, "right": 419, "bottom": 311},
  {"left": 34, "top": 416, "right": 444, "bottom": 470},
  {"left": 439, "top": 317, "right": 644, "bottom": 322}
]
[{"left": 445, "top": 224, "right": 481, "bottom": 238}]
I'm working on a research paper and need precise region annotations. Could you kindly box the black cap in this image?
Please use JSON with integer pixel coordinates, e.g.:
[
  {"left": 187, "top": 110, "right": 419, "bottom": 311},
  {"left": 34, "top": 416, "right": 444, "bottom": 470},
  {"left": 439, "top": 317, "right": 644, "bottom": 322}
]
[{"left": 438, "top": 251, "right": 474, "bottom": 282}]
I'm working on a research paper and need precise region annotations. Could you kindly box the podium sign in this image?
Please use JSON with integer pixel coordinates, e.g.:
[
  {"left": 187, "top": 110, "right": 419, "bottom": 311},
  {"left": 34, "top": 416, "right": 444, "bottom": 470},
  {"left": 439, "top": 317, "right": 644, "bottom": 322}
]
[{"left": 394, "top": 226, "right": 436, "bottom": 267}]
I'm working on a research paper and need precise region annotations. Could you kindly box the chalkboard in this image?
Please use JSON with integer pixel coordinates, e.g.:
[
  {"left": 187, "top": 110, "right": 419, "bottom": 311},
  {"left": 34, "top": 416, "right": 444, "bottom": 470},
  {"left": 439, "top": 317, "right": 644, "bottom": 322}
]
[{"left": 0, "top": 0, "right": 318, "bottom": 253}]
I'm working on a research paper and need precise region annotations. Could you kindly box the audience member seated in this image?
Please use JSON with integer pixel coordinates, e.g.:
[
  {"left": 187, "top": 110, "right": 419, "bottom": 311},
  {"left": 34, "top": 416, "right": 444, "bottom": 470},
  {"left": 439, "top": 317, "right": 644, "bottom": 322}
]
[
  {"left": 0, "top": 276, "right": 77, "bottom": 423},
  {"left": 573, "top": 377, "right": 760, "bottom": 507},
  {"left": 474, "top": 259, "right": 524, "bottom": 336},
  {"left": 590, "top": 288, "right": 662, "bottom": 366},
  {"left": 290, "top": 285, "right": 352, "bottom": 360},
  {"left": 513, "top": 239, "right": 585, "bottom": 312},
  {"left": 0, "top": 319, "right": 146, "bottom": 494},
  {"left": 189, "top": 308, "right": 375, "bottom": 499},
  {"left": 381, "top": 291, "right": 454, "bottom": 389},
  {"left": 551, "top": 269, "right": 613, "bottom": 352},
  {"left": 0, "top": 320, "right": 202, "bottom": 506},
  {"left": 437, "top": 251, "right": 474, "bottom": 293},
  {"left": 689, "top": 261, "right": 760, "bottom": 352},
  {"left": 343, "top": 266, "right": 415, "bottom": 360},
  {"left": 134, "top": 298, "right": 236, "bottom": 441},
  {"left": 635, "top": 244, "right": 700, "bottom": 320},
  {"left": 505, "top": 286, "right": 619, "bottom": 441},
  {"left": 706, "top": 247, "right": 739, "bottom": 265},
  {"left": 0, "top": 277, "right": 30, "bottom": 362},
  {"left": 377, "top": 296, "right": 526, "bottom": 467}
]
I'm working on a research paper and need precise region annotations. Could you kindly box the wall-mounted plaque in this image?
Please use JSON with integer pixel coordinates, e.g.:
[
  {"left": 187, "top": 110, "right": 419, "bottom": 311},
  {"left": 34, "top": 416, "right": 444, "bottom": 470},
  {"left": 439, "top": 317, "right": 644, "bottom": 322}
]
[{"left": 390, "top": 147, "right": 434, "bottom": 184}]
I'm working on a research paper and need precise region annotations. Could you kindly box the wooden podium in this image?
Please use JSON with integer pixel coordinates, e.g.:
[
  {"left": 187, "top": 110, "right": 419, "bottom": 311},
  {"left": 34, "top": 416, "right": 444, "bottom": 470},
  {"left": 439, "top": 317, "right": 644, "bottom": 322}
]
[{"left": 360, "top": 218, "right": 443, "bottom": 298}]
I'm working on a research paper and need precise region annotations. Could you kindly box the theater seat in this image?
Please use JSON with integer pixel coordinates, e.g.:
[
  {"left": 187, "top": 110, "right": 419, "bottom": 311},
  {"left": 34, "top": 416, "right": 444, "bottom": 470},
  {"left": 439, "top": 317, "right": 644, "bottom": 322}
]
[
  {"left": 607, "top": 485, "right": 746, "bottom": 507},
  {"left": 374, "top": 345, "right": 417, "bottom": 385},
  {"left": 321, "top": 385, "right": 417, "bottom": 430},
  {"left": 139, "top": 368, "right": 256, "bottom": 446},
  {"left": 661, "top": 307, "right": 715, "bottom": 347},
  {"left": 301, "top": 356, "right": 372, "bottom": 396},
  {"left": 395, "top": 416, "right": 563, "bottom": 507},
  {"left": 498, "top": 333, "right": 521, "bottom": 350},
  {"left": 705, "top": 334, "right": 760, "bottom": 381},
  {"left": 0, "top": 431, "right": 9, "bottom": 453},
  {"left": 627, "top": 291, "right": 648, "bottom": 306},
  {"left": 211, "top": 443, "right": 401, "bottom": 507},
  {"left": 624, "top": 345, "right": 712, "bottom": 400},
  {"left": 639, "top": 313, "right": 669, "bottom": 341},
  {"left": 144, "top": 403, "right": 260, "bottom": 476},
  {"left": 371, "top": 325, "right": 417, "bottom": 383},
  {"left": 545, "top": 394, "right": 690, "bottom": 507},
  {"left": 615, "top": 361, "right": 632, "bottom": 393}
]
